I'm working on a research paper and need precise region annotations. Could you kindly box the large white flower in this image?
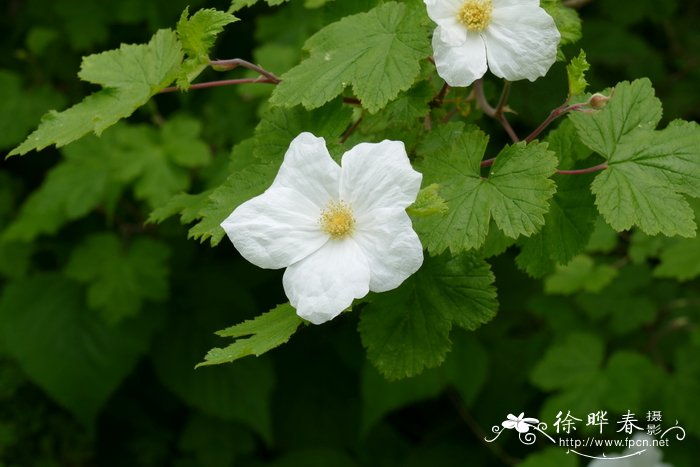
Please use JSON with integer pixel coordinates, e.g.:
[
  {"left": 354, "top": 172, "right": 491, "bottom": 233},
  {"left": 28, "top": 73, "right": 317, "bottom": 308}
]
[
  {"left": 424, "top": 0, "right": 561, "bottom": 86},
  {"left": 221, "top": 132, "right": 424, "bottom": 325}
]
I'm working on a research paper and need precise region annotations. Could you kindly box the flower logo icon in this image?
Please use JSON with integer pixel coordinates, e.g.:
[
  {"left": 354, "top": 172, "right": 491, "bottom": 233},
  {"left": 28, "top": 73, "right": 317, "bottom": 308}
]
[{"left": 502, "top": 413, "right": 540, "bottom": 433}]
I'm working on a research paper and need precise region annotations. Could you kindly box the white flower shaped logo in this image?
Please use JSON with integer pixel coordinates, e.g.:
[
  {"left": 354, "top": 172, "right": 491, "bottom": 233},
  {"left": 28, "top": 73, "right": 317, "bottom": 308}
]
[
  {"left": 502, "top": 413, "right": 539, "bottom": 433},
  {"left": 221, "top": 132, "right": 424, "bottom": 325},
  {"left": 424, "top": 0, "right": 561, "bottom": 86}
]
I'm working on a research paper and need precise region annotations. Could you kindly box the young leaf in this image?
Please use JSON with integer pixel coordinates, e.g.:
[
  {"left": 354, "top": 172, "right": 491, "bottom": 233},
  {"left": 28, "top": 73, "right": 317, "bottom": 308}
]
[
  {"left": 176, "top": 8, "right": 238, "bottom": 88},
  {"left": 566, "top": 50, "right": 589, "bottom": 97},
  {"left": 65, "top": 233, "right": 170, "bottom": 323},
  {"left": 270, "top": 2, "right": 431, "bottom": 113},
  {"left": 198, "top": 304, "right": 304, "bottom": 366},
  {"left": 415, "top": 123, "right": 558, "bottom": 254},
  {"left": 358, "top": 253, "right": 497, "bottom": 380},
  {"left": 570, "top": 80, "right": 700, "bottom": 236},
  {"left": 10, "top": 30, "right": 183, "bottom": 156}
]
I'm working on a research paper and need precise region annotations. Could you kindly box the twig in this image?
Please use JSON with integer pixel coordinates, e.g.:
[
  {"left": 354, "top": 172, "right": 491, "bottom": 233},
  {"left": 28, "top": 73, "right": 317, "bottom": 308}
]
[
  {"left": 209, "top": 58, "right": 281, "bottom": 83},
  {"left": 525, "top": 102, "right": 588, "bottom": 142},
  {"left": 474, "top": 79, "right": 519, "bottom": 143},
  {"left": 556, "top": 162, "right": 608, "bottom": 175},
  {"left": 341, "top": 116, "right": 363, "bottom": 143},
  {"left": 159, "top": 77, "right": 277, "bottom": 94}
]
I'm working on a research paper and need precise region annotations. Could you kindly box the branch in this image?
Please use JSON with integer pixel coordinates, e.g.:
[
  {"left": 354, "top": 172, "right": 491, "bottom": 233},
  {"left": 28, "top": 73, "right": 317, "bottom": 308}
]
[
  {"left": 481, "top": 158, "right": 608, "bottom": 175},
  {"left": 209, "top": 58, "right": 281, "bottom": 83},
  {"left": 525, "top": 102, "right": 589, "bottom": 142},
  {"left": 159, "top": 77, "right": 277, "bottom": 94},
  {"left": 474, "top": 79, "right": 519, "bottom": 143}
]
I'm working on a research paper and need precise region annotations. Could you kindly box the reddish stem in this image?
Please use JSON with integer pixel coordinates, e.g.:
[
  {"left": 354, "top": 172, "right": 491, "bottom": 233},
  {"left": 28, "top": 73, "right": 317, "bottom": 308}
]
[
  {"left": 525, "top": 102, "right": 588, "bottom": 142},
  {"left": 556, "top": 162, "right": 608, "bottom": 175},
  {"left": 159, "top": 77, "right": 277, "bottom": 94}
]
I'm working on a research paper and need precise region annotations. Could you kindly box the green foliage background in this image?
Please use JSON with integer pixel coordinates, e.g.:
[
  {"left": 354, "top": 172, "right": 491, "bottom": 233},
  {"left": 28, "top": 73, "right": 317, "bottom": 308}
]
[{"left": 1, "top": 0, "right": 699, "bottom": 465}]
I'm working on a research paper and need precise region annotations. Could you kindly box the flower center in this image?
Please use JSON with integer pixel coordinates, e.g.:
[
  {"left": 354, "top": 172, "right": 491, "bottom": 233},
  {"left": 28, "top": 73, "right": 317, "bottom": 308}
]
[
  {"left": 319, "top": 200, "right": 355, "bottom": 239},
  {"left": 457, "top": 0, "right": 493, "bottom": 32}
]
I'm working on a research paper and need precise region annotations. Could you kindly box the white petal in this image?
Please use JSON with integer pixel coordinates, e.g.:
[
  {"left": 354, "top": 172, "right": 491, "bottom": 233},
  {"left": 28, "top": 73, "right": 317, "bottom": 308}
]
[
  {"left": 502, "top": 421, "right": 517, "bottom": 429},
  {"left": 283, "top": 239, "right": 370, "bottom": 324},
  {"left": 424, "top": 0, "right": 467, "bottom": 45},
  {"left": 221, "top": 186, "right": 328, "bottom": 270},
  {"left": 482, "top": 4, "right": 560, "bottom": 82},
  {"left": 354, "top": 208, "right": 423, "bottom": 292},
  {"left": 339, "top": 140, "right": 422, "bottom": 214},
  {"left": 493, "top": 0, "right": 539, "bottom": 7},
  {"left": 271, "top": 132, "right": 341, "bottom": 208},
  {"left": 432, "top": 30, "right": 488, "bottom": 87}
]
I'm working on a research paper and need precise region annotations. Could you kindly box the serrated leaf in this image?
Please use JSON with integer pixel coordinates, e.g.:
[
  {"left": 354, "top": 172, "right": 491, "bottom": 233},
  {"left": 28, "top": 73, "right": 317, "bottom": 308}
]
[
  {"left": 517, "top": 174, "right": 597, "bottom": 277},
  {"left": 569, "top": 79, "right": 662, "bottom": 158},
  {"left": 198, "top": 304, "right": 303, "bottom": 367},
  {"left": 415, "top": 123, "right": 558, "bottom": 254},
  {"left": 270, "top": 2, "right": 431, "bottom": 113},
  {"left": 571, "top": 79, "right": 700, "bottom": 236},
  {"left": 358, "top": 253, "right": 497, "bottom": 380},
  {"left": 0, "top": 275, "right": 155, "bottom": 424},
  {"left": 176, "top": 8, "right": 238, "bottom": 89},
  {"left": 65, "top": 233, "right": 170, "bottom": 323},
  {"left": 10, "top": 29, "right": 183, "bottom": 155},
  {"left": 566, "top": 50, "right": 589, "bottom": 97}
]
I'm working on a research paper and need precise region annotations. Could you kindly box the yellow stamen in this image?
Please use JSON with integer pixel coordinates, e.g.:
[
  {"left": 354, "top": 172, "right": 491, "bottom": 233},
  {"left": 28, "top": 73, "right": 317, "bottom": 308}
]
[
  {"left": 319, "top": 200, "right": 355, "bottom": 239},
  {"left": 457, "top": 0, "right": 493, "bottom": 32}
]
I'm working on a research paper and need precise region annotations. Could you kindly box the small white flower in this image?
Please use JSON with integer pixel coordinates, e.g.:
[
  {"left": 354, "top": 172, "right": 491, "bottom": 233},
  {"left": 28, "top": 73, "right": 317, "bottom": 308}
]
[
  {"left": 221, "top": 132, "right": 424, "bottom": 325},
  {"left": 502, "top": 413, "right": 539, "bottom": 433},
  {"left": 424, "top": 0, "right": 561, "bottom": 86}
]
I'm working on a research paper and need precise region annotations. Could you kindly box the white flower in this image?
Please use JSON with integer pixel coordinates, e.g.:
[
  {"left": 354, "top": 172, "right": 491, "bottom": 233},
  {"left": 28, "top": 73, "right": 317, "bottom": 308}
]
[
  {"left": 221, "top": 132, "right": 424, "bottom": 325},
  {"left": 501, "top": 413, "right": 539, "bottom": 433},
  {"left": 587, "top": 434, "right": 673, "bottom": 467},
  {"left": 424, "top": 0, "right": 561, "bottom": 86}
]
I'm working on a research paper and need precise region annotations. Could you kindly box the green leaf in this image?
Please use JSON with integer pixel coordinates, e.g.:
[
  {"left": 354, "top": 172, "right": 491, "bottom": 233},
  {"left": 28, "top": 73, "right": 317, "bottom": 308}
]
[
  {"left": 566, "top": 50, "right": 589, "bottom": 97},
  {"left": 360, "top": 332, "right": 487, "bottom": 433},
  {"left": 270, "top": 2, "right": 431, "bottom": 113},
  {"left": 544, "top": 255, "right": 618, "bottom": 295},
  {"left": 655, "top": 236, "right": 700, "bottom": 281},
  {"left": 359, "top": 253, "right": 497, "bottom": 380},
  {"left": 229, "top": 0, "right": 288, "bottom": 13},
  {"left": 198, "top": 304, "right": 304, "bottom": 367},
  {"left": 65, "top": 233, "right": 170, "bottom": 323},
  {"left": 0, "top": 275, "right": 155, "bottom": 424},
  {"left": 10, "top": 29, "right": 183, "bottom": 155},
  {"left": 0, "top": 70, "right": 65, "bottom": 150},
  {"left": 603, "top": 351, "right": 662, "bottom": 412},
  {"left": 575, "top": 264, "right": 657, "bottom": 335},
  {"left": 531, "top": 333, "right": 604, "bottom": 391},
  {"left": 517, "top": 174, "right": 597, "bottom": 277},
  {"left": 541, "top": 0, "right": 582, "bottom": 49},
  {"left": 415, "top": 123, "right": 558, "bottom": 254},
  {"left": 571, "top": 79, "right": 700, "bottom": 236},
  {"left": 176, "top": 8, "right": 238, "bottom": 89},
  {"left": 666, "top": 344, "right": 700, "bottom": 437},
  {"left": 570, "top": 79, "right": 662, "bottom": 158},
  {"left": 3, "top": 137, "right": 120, "bottom": 242}
]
